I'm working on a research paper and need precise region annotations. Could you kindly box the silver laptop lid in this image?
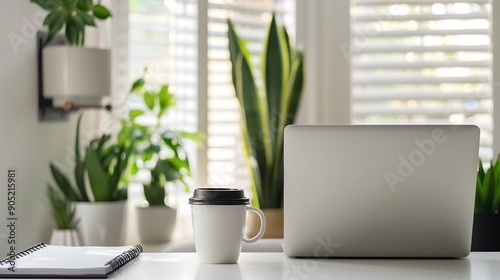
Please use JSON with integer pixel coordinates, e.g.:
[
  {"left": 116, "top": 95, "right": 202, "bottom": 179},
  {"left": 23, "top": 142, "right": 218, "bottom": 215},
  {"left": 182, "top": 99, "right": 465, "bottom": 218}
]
[{"left": 284, "top": 125, "right": 480, "bottom": 257}]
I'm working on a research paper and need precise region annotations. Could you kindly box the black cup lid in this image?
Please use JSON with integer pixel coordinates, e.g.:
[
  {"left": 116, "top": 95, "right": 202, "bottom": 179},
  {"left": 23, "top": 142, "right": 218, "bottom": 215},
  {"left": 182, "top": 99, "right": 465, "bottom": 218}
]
[{"left": 189, "top": 188, "right": 250, "bottom": 205}]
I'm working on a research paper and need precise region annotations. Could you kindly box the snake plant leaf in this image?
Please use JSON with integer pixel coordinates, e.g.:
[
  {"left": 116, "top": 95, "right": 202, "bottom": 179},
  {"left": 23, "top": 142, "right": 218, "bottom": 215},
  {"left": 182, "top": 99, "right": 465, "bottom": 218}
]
[
  {"left": 486, "top": 162, "right": 496, "bottom": 213},
  {"left": 227, "top": 19, "right": 255, "bottom": 102},
  {"left": 109, "top": 145, "right": 131, "bottom": 199},
  {"left": 50, "top": 162, "right": 79, "bottom": 201},
  {"left": 493, "top": 157, "right": 500, "bottom": 212},
  {"left": 478, "top": 159, "right": 485, "bottom": 182},
  {"left": 284, "top": 52, "right": 305, "bottom": 126},
  {"left": 229, "top": 24, "right": 273, "bottom": 184},
  {"left": 74, "top": 113, "right": 88, "bottom": 201},
  {"left": 235, "top": 54, "right": 271, "bottom": 189},
  {"left": 97, "top": 134, "right": 111, "bottom": 149},
  {"left": 480, "top": 165, "right": 495, "bottom": 213},
  {"left": 85, "top": 148, "right": 110, "bottom": 202},
  {"left": 262, "top": 15, "right": 287, "bottom": 155},
  {"left": 241, "top": 124, "right": 263, "bottom": 207},
  {"left": 282, "top": 26, "right": 292, "bottom": 69}
]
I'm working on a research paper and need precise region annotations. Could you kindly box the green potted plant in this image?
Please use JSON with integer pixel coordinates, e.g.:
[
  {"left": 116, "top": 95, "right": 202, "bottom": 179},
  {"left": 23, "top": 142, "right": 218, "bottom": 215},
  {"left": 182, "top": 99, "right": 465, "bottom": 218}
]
[
  {"left": 227, "top": 15, "right": 304, "bottom": 237},
  {"left": 31, "top": 0, "right": 112, "bottom": 108},
  {"left": 120, "top": 73, "right": 203, "bottom": 243},
  {"left": 472, "top": 157, "right": 500, "bottom": 251},
  {"left": 47, "top": 185, "right": 80, "bottom": 245},
  {"left": 49, "top": 113, "right": 132, "bottom": 245}
]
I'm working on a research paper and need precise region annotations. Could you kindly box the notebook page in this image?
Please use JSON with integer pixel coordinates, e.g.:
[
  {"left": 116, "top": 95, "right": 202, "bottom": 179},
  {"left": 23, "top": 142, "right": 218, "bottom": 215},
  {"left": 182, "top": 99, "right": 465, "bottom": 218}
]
[{"left": 0, "top": 244, "right": 138, "bottom": 275}]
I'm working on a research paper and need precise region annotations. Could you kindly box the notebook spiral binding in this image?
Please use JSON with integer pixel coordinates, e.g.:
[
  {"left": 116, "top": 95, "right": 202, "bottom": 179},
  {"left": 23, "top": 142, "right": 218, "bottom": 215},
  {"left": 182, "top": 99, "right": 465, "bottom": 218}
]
[
  {"left": 0, "top": 242, "right": 46, "bottom": 265},
  {"left": 105, "top": 244, "right": 143, "bottom": 271}
]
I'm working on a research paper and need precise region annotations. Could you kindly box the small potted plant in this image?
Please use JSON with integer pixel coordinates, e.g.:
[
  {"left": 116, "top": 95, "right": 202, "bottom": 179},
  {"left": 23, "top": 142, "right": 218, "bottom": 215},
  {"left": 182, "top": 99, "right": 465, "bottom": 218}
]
[
  {"left": 47, "top": 185, "right": 80, "bottom": 246},
  {"left": 472, "top": 157, "right": 500, "bottom": 251},
  {"left": 31, "top": 0, "right": 112, "bottom": 107},
  {"left": 227, "top": 14, "right": 305, "bottom": 237},
  {"left": 120, "top": 72, "right": 203, "bottom": 243},
  {"left": 49, "top": 113, "right": 132, "bottom": 245}
]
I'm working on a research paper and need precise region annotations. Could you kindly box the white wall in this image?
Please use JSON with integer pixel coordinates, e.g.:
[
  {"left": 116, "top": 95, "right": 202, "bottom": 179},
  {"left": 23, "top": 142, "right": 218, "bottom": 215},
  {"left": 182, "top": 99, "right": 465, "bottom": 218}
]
[
  {"left": 0, "top": 1, "right": 79, "bottom": 256},
  {"left": 295, "top": 0, "right": 351, "bottom": 125}
]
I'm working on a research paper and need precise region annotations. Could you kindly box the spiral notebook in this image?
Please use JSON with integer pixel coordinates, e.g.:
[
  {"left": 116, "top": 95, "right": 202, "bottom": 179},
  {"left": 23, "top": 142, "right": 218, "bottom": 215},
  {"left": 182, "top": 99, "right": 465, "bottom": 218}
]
[{"left": 0, "top": 243, "right": 143, "bottom": 278}]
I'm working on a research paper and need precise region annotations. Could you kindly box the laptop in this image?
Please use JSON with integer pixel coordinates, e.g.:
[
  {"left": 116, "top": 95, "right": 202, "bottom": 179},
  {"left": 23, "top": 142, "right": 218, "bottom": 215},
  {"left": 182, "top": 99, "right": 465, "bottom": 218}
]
[{"left": 283, "top": 125, "right": 480, "bottom": 257}]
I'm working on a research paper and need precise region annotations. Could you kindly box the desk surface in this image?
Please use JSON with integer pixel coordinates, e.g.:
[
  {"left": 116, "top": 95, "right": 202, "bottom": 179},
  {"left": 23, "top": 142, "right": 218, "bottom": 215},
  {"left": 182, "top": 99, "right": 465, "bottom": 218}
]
[{"left": 107, "top": 252, "right": 500, "bottom": 280}]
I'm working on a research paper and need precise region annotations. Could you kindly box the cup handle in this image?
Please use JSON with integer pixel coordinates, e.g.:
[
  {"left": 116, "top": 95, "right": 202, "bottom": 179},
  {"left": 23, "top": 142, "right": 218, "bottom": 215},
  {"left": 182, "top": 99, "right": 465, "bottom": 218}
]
[{"left": 243, "top": 206, "right": 266, "bottom": 243}]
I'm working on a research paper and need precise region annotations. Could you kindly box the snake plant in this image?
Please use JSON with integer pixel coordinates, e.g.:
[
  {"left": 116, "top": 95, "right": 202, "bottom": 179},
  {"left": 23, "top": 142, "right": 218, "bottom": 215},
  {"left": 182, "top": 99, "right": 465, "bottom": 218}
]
[
  {"left": 476, "top": 157, "right": 500, "bottom": 214},
  {"left": 228, "top": 15, "right": 305, "bottom": 209}
]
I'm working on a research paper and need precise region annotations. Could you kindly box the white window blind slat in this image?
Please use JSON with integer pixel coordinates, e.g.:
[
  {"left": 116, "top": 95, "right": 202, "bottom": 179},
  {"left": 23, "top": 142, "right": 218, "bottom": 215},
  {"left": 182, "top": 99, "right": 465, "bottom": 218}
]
[
  {"left": 351, "top": 0, "right": 493, "bottom": 161},
  {"left": 355, "top": 45, "right": 489, "bottom": 53},
  {"left": 353, "top": 90, "right": 491, "bottom": 101},
  {"left": 355, "top": 11, "right": 489, "bottom": 22},
  {"left": 356, "top": 0, "right": 490, "bottom": 5}
]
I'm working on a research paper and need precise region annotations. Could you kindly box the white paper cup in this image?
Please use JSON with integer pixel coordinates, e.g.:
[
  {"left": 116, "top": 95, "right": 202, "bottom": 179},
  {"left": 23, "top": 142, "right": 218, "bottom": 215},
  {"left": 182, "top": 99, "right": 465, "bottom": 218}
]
[{"left": 189, "top": 188, "right": 266, "bottom": 264}]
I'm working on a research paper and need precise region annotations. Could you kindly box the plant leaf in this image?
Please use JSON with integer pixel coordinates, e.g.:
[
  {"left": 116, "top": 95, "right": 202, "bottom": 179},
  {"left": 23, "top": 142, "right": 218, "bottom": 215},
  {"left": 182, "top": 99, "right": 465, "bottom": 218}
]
[
  {"left": 74, "top": 113, "right": 88, "bottom": 201},
  {"left": 158, "top": 85, "right": 173, "bottom": 116},
  {"left": 155, "top": 160, "right": 181, "bottom": 181},
  {"left": 77, "top": 0, "right": 93, "bottom": 11},
  {"left": 262, "top": 15, "right": 287, "bottom": 156},
  {"left": 65, "top": 20, "right": 79, "bottom": 45},
  {"left": 109, "top": 145, "right": 132, "bottom": 197},
  {"left": 45, "top": 11, "right": 66, "bottom": 45},
  {"left": 493, "top": 158, "right": 500, "bottom": 212},
  {"left": 77, "top": 10, "right": 95, "bottom": 26},
  {"left": 50, "top": 163, "right": 79, "bottom": 201},
  {"left": 144, "top": 92, "right": 155, "bottom": 110},
  {"left": 129, "top": 109, "right": 144, "bottom": 120},
  {"left": 284, "top": 51, "right": 305, "bottom": 126},
  {"left": 143, "top": 183, "right": 165, "bottom": 206},
  {"left": 130, "top": 78, "right": 145, "bottom": 93},
  {"left": 93, "top": 4, "right": 112, "bottom": 20},
  {"left": 85, "top": 148, "right": 110, "bottom": 202},
  {"left": 31, "top": 0, "right": 59, "bottom": 11}
]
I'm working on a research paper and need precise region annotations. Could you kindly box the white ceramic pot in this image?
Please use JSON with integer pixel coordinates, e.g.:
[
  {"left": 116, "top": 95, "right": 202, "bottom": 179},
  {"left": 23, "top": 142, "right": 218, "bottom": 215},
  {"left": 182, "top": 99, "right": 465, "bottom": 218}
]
[
  {"left": 74, "top": 201, "right": 127, "bottom": 246},
  {"left": 136, "top": 205, "right": 177, "bottom": 243},
  {"left": 49, "top": 229, "right": 81, "bottom": 246},
  {"left": 42, "top": 46, "right": 111, "bottom": 107}
]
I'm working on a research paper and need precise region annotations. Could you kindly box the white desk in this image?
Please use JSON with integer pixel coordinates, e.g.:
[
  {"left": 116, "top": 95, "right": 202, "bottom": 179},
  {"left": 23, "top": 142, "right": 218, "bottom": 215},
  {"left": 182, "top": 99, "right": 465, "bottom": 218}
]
[{"left": 108, "top": 252, "right": 500, "bottom": 280}]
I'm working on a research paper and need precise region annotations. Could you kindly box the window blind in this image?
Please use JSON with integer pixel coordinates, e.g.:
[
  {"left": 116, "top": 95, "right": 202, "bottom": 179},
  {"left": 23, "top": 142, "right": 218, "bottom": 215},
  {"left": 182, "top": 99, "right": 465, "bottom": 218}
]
[
  {"left": 350, "top": 0, "right": 493, "bottom": 161},
  {"left": 129, "top": 0, "right": 293, "bottom": 197}
]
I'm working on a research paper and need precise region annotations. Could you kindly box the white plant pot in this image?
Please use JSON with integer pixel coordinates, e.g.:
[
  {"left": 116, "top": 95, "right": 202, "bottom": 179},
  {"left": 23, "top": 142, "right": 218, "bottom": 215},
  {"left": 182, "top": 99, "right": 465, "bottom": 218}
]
[
  {"left": 42, "top": 46, "right": 111, "bottom": 107},
  {"left": 49, "top": 229, "right": 81, "bottom": 246},
  {"left": 137, "top": 205, "right": 177, "bottom": 243},
  {"left": 74, "top": 201, "right": 127, "bottom": 246}
]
